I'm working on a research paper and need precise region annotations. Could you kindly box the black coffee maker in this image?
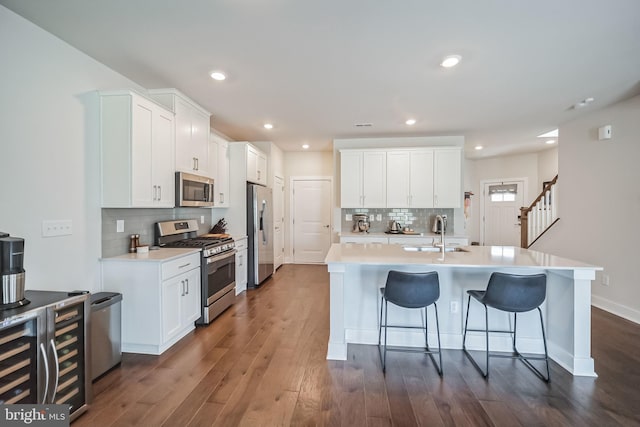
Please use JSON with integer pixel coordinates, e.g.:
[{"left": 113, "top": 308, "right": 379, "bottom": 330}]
[{"left": 0, "top": 233, "right": 29, "bottom": 309}]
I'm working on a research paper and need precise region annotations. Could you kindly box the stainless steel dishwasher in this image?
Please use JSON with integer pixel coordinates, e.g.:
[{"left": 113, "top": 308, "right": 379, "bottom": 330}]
[{"left": 90, "top": 292, "right": 122, "bottom": 380}]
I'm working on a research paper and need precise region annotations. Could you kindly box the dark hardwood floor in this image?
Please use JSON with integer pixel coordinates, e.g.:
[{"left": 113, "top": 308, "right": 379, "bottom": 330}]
[{"left": 76, "top": 265, "right": 640, "bottom": 426}]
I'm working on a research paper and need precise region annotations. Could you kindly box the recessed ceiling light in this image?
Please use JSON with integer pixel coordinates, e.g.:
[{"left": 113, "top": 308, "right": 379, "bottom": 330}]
[
  {"left": 263, "top": 123, "right": 273, "bottom": 129},
  {"left": 405, "top": 119, "right": 416, "bottom": 125},
  {"left": 302, "top": 144, "right": 310, "bottom": 149},
  {"left": 210, "top": 71, "right": 226, "bottom": 81},
  {"left": 474, "top": 145, "right": 483, "bottom": 150},
  {"left": 545, "top": 139, "right": 556, "bottom": 145},
  {"left": 441, "top": 55, "right": 462, "bottom": 68},
  {"left": 537, "top": 129, "right": 558, "bottom": 138}
]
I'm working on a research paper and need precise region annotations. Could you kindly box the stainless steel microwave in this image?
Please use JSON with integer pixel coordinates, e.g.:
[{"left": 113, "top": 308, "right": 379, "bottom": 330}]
[{"left": 175, "top": 172, "right": 214, "bottom": 207}]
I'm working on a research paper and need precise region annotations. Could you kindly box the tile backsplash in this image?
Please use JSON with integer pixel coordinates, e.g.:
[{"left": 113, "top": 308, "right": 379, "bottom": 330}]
[
  {"left": 102, "top": 208, "right": 223, "bottom": 258},
  {"left": 341, "top": 208, "right": 454, "bottom": 234}
]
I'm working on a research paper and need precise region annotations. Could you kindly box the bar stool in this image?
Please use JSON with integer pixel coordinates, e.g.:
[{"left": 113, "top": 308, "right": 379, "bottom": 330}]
[
  {"left": 378, "top": 270, "right": 442, "bottom": 376},
  {"left": 462, "top": 272, "right": 550, "bottom": 382}
]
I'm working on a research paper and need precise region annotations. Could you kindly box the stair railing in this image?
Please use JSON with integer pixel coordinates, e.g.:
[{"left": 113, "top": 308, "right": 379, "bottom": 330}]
[{"left": 520, "top": 175, "right": 559, "bottom": 248}]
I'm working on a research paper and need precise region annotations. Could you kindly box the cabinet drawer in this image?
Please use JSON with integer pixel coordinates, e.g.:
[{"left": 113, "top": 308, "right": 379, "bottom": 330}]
[
  {"left": 234, "top": 238, "right": 248, "bottom": 251},
  {"left": 162, "top": 253, "right": 200, "bottom": 280}
]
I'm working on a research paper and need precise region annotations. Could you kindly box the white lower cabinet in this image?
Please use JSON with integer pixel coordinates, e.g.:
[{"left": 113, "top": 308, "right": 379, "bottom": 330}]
[
  {"left": 235, "top": 237, "right": 248, "bottom": 295},
  {"left": 101, "top": 251, "right": 201, "bottom": 355}
]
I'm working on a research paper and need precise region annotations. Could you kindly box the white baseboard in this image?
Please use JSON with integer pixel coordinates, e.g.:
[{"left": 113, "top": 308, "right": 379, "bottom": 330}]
[{"left": 592, "top": 296, "right": 640, "bottom": 325}]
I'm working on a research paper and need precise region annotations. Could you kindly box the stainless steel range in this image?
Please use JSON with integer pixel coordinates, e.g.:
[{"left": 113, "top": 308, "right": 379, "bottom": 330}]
[{"left": 156, "top": 219, "right": 236, "bottom": 325}]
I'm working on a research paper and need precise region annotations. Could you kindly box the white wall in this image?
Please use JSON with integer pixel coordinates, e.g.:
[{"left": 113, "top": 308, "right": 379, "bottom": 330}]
[
  {"left": 537, "top": 147, "right": 558, "bottom": 188},
  {"left": 534, "top": 95, "right": 640, "bottom": 323},
  {"left": 0, "top": 6, "right": 142, "bottom": 292},
  {"left": 283, "top": 151, "right": 333, "bottom": 261}
]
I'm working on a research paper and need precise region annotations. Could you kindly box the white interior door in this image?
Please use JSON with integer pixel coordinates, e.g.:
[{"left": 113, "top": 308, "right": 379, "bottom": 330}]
[
  {"left": 483, "top": 180, "right": 525, "bottom": 246},
  {"left": 293, "top": 179, "right": 332, "bottom": 263},
  {"left": 273, "top": 175, "right": 284, "bottom": 269}
]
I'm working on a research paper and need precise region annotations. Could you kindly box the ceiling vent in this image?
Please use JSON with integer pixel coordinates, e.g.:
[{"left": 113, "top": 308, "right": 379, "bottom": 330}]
[{"left": 354, "top": 123, "right": 373, "bottom": 127}]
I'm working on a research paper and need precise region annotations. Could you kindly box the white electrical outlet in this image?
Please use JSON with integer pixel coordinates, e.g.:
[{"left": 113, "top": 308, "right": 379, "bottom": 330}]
[
  {"left": 602, "top": 274, "right": 610, "bottom": 286},
  {"left": 42, "top": 220, "right": 73, "bottom": 237},
  {"left": 450, "top": 301, "right": 459, "bottom": 313},
  {"left": 200, "top": 215, "right": 205, "bottom": 224},
  {"left": 116, "top": 220, "right": 124, "bottom": 233},
  {"left": 346, "top": 214, "right": 352, "bottom": 221}
]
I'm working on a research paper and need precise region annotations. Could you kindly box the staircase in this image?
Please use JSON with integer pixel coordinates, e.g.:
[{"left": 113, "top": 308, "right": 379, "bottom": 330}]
[{"left": 520, "top": 175, "right": 559, "bottom": 248}]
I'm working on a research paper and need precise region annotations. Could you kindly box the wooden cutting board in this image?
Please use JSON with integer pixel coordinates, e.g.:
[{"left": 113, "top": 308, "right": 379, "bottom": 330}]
[{"left": 202, "top": 233, "right": 230, "bottom": 239}]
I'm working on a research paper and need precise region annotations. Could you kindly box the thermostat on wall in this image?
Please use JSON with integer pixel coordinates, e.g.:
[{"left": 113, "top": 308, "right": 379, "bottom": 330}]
[{"left": 598, "top": 125, "right": 612, "bottom": 140}]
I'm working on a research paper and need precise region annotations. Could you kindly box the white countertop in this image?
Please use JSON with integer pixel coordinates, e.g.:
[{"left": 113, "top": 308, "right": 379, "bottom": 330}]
[
  {"left": 339, "top": 231, "right": 469, "bottom": 239},
  {"left": 101, "top": 247, "right": 200, "bottom": 262},
  {"left": 325, "top": 243, "right": 601, "bottom": 271}
]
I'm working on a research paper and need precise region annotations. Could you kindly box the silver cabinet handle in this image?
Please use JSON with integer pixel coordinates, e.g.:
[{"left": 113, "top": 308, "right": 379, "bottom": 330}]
[
  {"left": 220, "top": 193, "right": 224, "bottom": 204},
  {"left": 239, "top": 254, "right": 243, "bottom": 266},
  {"left": 181, "top": 280, "right": 186, "bottom": 296},
  {"left": 153, "top": 185, "right": 157, "bottom": 201},
  {"left": 39, "top": 342, "right": 49, "bottom": 404},
  {"left": 185, "top": 278, "right": 189, "bottom": 295},
  {"left": 178, "top": 263, "right": 191, "bottom": 269},
  {"left": 158, "top": 185, "right": 162, "bottom": 200},
  {"left": 195, "top": 158, "right": 199, "bottom": 171},
  {"left": 49, "top": 339, "right": 59, "bottom": 403}
]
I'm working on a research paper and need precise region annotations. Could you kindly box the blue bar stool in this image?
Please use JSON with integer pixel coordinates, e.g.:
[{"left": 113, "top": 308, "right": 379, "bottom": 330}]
[
  {"left": 462, "top": 272, "right": 550, "bottom": 382},
  {"left": 378, "top": 270, "right": 442, "bottom": 376}
]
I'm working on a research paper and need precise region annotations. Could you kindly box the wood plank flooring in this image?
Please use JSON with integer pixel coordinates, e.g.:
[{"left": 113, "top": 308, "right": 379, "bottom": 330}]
[{"left": 76, "top": 264, "right": 640, "bottom": 426}]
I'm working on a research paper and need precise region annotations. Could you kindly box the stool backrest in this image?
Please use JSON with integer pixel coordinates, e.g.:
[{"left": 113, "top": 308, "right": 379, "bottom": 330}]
[
  {"left": 482, "top": 272, "right": 546, "bottom": 312},
  {"left": 384, "top": 271, "right": 439, "bottom": 308}
]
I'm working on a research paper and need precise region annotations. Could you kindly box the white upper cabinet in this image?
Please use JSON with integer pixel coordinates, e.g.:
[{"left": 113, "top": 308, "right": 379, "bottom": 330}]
[
  {"left": 100, "top": 90, "right": 175, "bottom": 208},
  {"left": 433, "top": 147, "right": 462, "bottom": 208},
  {"left": 246, "top": 144, "right": 267, "bottom": 186},
  {"left": 148, "top": 89, "right": 211, "bottom": 177},
  {"left": 209, "top": 132, "right": 230, "bottom": 207},
  {"left": 340, "top": 147, "right": 461, "bottom": 209},
  {"left": 340, "top": 150, "right": 386, "bottom": 208},
  {"left": 386, "top": 149, "right": 434, "bottom": 208}
]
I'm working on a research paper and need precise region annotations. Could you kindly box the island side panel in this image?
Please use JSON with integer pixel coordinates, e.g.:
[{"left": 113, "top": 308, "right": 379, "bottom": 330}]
[
  {"left": 327, "top": 263, "right": 347, "bottom": 360},
  {"left": 546, "top": 269, "right": 596, "bottom": 377}
]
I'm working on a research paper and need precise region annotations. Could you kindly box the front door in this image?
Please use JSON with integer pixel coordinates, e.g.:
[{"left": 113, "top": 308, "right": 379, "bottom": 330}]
[
  {"left": 292, "top": 179, "right": 332, "bottom": 263},
  {"left": 482, "top": 180, "right": 525, "bottom": 246}
]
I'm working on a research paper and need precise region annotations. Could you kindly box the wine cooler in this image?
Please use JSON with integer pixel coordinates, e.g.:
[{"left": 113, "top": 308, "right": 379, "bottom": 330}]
[{"left": 0, "top": 291, "right": 90, "bottom": 421}]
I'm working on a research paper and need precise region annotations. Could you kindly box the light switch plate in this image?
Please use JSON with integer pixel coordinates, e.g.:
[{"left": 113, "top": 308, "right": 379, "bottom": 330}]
[
  {"left": 42, "top": 220, "right": 73, "bottom": 237},
  {"left": 346, "top": 214, "right": 352, "bottom": 221},
  {"left": 116, "top": 220, "right": 124, "bottom": 233}
]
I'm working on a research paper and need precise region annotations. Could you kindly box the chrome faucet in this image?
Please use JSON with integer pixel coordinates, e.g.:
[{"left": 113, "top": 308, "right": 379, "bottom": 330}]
[{"left": 435, "top": 214, "right": 447, "bottom": 253}]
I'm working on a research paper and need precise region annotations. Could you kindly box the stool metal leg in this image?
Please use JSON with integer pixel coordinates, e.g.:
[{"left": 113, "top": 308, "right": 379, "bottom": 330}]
[
  {"left": 432, "top": 302, "right": 443, "bottom": 376},
  {"left": 510, "top": 307, "right": 550, "bottom": 382},
  {"left": 462, "top": 296, "right": 490, "bottom": 378}
]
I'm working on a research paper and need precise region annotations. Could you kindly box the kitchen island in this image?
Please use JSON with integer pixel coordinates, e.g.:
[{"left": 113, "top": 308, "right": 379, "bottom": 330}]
[{"left": 324, "top": 243, "right": 602, "bottom": 376}]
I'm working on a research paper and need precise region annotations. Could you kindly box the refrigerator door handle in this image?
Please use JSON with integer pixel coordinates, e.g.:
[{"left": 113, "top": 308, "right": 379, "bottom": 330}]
[
  {"left": 49, "top": 339, "right": 60, "bottom": 402},
  {"left": 260, "top": 199, "right": 267, "bottom": 244},
  {"left": 39, "top": 342, "right": 49, "bottom": 404}
]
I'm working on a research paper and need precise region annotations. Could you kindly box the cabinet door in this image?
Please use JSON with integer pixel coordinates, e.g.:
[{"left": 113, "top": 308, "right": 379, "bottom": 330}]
[
  {"left": 434, "top": 148, "right": 462, "bottom": 208},
  {"left": 153, "top": 108, "right": 175, "bottom": 207},
  {"left": 174, "top": 98, "right": 194, "bottom": 173},
  {"left": 161, "top": 276, "right": 183, "bottom": 342},
  {"left": 257, "top": 151, "right": 267, "bottom": 185},
  {"left": 190, "top": 108, "right": 210, "bottom": 176},
  {"left": 340, "top": 151, "right": 363, "bottom": 207},
  {"left": 273, "top": 175, "right": 284, "bottom": 269},
  {"left": 409, "top": 150, "right": 435, "bottom": 208},
  {"left": 216, "top": 139, "right": 230, "bottom": 206},
  {"left": 235, "top": 248, "right": 248, "bottom": 294},
  {"left": 246, "top": 146, "right": 258, "bottom": 183},
  {"left": 131, "top": 99, "right": 154, "bottom": 206},
  {"left": 386, "top": 151, "right": 411, "bottom": 207},
  {"left": 362, "top": 151, "right": 386, "bottom": 207},
  {"left": 181, "top": 268, "right": 201, "bottom": 326}
]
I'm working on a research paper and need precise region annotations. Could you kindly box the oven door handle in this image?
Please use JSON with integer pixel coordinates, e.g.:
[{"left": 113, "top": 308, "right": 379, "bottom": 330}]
[{"left": 206, "top": 249, "right": 237, "bottom": 265}]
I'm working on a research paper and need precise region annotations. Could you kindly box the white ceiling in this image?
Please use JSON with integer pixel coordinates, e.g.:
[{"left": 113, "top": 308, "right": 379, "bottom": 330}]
[{"left": 2, "top": 0, "right": 639, "bottom": 158}]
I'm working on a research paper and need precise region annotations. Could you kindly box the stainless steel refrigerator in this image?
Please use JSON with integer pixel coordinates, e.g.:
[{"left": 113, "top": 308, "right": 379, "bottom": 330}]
[{"left": 247, "top": 183, "right": 274, "bottom": 287}]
